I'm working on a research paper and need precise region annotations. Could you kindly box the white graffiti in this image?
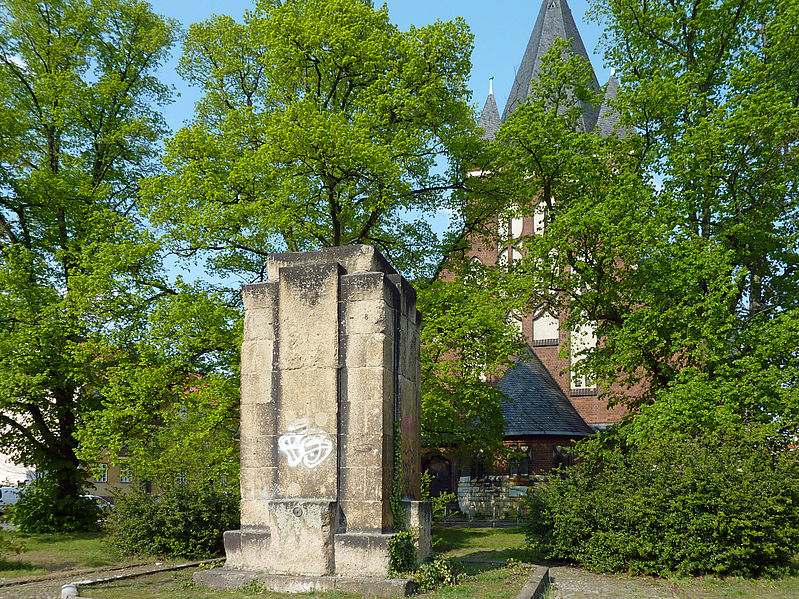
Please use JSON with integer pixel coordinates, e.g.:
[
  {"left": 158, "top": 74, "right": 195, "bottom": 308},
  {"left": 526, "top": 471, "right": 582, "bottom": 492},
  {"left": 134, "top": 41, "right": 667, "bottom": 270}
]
[{"left": 277, "top": 419, "right": 333, "bottom": 469}]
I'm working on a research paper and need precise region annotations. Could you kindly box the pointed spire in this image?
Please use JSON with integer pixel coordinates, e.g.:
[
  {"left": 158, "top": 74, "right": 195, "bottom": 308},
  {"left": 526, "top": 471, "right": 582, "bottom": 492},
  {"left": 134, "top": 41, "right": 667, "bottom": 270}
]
[
  {"left": 501, "top": 0, "right": 600, "bottom": 131},
  {"left": 478, "top": 78, "right": 501, "bottom": 141},
  {"left": 595, "top": 71, "right": 630, "bottom": 137}
]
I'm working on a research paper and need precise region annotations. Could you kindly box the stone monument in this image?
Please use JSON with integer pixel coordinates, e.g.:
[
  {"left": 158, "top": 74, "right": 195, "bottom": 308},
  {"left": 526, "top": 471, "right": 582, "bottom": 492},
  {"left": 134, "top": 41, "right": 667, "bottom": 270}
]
[{"left": 196, "top": 245, "right": 430, "bottom": 596}]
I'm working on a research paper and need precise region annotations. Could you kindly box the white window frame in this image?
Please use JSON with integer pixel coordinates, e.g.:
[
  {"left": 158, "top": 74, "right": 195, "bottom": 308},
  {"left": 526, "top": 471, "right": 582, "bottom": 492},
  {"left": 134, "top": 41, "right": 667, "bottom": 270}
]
[
  {"left": 532, "top": 312, "right": 559, "bottom": 346},
  {"left": 119, "top": 465, "right": 133, "bottom": 484},
  {"left": 570, "top": 323, "right": 597, "bottom": 393},
  {"left": 93, "top": 463, "right": 108, "bottom": 483}
]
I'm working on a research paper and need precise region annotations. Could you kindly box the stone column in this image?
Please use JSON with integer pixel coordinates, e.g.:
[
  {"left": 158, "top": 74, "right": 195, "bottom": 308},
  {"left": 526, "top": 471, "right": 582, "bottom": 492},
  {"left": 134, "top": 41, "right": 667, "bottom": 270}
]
[{"left": 224, "top": 245, "right": 429, "bottom": 581}]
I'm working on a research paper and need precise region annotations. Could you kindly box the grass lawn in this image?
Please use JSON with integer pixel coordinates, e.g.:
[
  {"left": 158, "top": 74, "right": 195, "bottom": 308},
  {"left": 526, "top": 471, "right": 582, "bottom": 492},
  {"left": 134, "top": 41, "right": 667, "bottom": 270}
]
[
  {"left": 3, "top": 526, "right": 797, "bottom": 599},
  {"left": 670, "top": 575, "right": 799, "bottom": 599},
  {"left": 432, "top": 526, "right": 543, "bottom": 563},
  {"left": 0, "top": 530, "right": 140, "bottom": 579}
]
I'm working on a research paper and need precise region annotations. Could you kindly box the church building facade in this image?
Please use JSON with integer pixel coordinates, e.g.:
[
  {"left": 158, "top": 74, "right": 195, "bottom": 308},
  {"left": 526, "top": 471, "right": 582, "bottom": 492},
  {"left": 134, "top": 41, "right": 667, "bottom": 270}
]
[{"left": 439, "top": 0, "right": 630, "bottom": 517}]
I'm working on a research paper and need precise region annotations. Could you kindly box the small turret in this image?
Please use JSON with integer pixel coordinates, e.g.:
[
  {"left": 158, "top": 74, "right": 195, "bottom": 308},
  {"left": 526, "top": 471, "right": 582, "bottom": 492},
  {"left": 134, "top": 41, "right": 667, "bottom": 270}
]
[
  {"left": 478, "top": 77, "right": 501, "bottom": 141},
  {"left": 595, "top": 70, "right": 630, "bottom": 137}
]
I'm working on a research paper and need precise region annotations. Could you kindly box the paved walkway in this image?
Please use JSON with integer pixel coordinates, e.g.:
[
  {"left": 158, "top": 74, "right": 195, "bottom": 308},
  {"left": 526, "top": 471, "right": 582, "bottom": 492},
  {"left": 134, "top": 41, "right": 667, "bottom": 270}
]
[{"left": 549, "top": 566, "right": 678, "bottom": 599}]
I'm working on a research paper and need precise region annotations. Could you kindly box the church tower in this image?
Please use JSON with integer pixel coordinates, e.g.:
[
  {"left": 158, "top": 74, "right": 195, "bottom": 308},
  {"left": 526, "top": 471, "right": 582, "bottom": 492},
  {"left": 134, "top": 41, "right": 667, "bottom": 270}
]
[
  {"left": 474, "top": 0, "right": 627, "bottom": 431},
  {"left": 501, "top": 0, "right": 601, "bottom": 130}
]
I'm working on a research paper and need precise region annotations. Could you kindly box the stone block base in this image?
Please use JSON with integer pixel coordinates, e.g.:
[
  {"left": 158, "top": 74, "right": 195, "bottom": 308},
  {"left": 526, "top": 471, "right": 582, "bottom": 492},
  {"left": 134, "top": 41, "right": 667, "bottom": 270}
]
[
  {"left": 223, "top": 500, "right": 337, "bottom": 575},
  {"left": 334, "top": 532, "right": 393, "bottom": 576},
  {"left": 224, "top": 528, "right": 270, "bottom": 570},
  {"left": 193, "top": 568, "right": 413, "bottom": 597},
  {"left": 402, "top": 499, "right": 432, "bottom": 562}
]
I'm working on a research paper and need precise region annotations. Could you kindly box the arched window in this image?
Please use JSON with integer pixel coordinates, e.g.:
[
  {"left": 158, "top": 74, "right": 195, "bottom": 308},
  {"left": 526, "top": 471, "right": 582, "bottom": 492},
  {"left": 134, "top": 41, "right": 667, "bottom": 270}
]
[
  {"left": 497, "top": 248, "right": 509, "bottom": 268},
  {"left": 511, "top": 216, "right": 523, "bottom": 238}
]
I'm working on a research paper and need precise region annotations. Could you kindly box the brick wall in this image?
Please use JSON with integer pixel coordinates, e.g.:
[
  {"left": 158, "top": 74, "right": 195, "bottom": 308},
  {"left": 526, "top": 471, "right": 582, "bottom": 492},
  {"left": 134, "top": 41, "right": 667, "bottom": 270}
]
[{"left": 465, "top": 216, "right": 633, "bottom": 427}]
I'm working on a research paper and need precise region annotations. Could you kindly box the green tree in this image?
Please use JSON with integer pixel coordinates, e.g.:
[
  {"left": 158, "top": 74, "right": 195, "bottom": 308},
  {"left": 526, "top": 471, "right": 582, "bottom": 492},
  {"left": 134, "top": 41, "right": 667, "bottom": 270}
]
[
  {"left": 141, "top": 0, "right": 478, "bottom": 281},
  {"left": 76, "top": 285, "right": 242, "bottom": 491},
  {"left": 492, "top": 1, "right": 799, "bottom": 434},
  {"left": 140, "top": 0, "right": 517, "bottom": 459},
  {"left": 0, "top": 0, "right": 178, "bottom": 527},
  {"left": 418, "top": 263, "right": 527, "bottom": 461},
  {"left": 495, "top": 3, "right": 799, "bottom": 574}
]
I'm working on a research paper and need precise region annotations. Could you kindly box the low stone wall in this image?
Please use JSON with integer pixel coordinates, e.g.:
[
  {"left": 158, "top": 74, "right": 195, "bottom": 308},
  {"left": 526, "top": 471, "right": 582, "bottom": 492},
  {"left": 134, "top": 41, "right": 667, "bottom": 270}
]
[{"left": 457, "top": 475, "right": 547, "bottom": 518}]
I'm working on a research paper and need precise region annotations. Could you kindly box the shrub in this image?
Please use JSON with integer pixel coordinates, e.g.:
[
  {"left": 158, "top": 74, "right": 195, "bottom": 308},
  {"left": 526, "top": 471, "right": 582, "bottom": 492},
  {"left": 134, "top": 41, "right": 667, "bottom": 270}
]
[
  {"left": 388, "top": 529, "right": 417, "bottom": 573},
  {"left": 106, "top": 484, "right": 239, "bottom": 558},
  {"left": 12, "top": 477, "right": 101, "bottom": 533},
  {"left": 431, "top": 492, "right": 457, "bottom": 522},
  {"left": 524, "top": 428, "right": 799, "bottom": 577},
  {"left": 413, "top": 553, "right": 460, "bottom": 591}
]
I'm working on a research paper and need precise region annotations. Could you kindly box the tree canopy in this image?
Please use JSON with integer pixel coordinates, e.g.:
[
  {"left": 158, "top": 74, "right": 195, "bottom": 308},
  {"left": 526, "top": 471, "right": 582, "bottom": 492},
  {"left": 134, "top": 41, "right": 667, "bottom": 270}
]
[
  {"left": 490, "top": 0, "right": 798, "bottom": 441},
  {"left": 503, "top": 0, "right": 799, "bottom": 574},
  {"left": 418, "top": 263, "right": 528, "bottom": 460},
  {"left": 136, "top": 0, "right": 519, "bottom": 460},
  {"left": 142, "top": 0, "right": 479, "bottom": 281}
]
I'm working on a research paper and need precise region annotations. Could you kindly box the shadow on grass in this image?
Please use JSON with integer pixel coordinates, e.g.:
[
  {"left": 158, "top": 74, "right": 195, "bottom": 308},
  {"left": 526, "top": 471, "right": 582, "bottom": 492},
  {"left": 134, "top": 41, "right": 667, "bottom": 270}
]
[
  {"left": 0, "top": 558, "right": 39, "bottom": 572},
  {"left": 12, "top": 532, "right": 103, "bottom": 545}
]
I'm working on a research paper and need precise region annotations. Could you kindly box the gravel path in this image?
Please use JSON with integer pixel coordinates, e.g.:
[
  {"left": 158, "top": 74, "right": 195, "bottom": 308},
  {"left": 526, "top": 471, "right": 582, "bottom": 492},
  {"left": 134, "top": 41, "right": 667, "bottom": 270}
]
[
  {"left": 549, "top": 566, "right": 678, "bottom": 599},
  {"left": 0, "top": 559, "right": 221, "bottom": 599}
]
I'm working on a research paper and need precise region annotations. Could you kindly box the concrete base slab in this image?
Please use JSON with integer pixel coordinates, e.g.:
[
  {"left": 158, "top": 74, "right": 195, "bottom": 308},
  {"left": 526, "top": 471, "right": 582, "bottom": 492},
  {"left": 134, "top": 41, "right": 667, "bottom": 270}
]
[{"left": 194, "top": 567, "right": 413, "bottom": 597}]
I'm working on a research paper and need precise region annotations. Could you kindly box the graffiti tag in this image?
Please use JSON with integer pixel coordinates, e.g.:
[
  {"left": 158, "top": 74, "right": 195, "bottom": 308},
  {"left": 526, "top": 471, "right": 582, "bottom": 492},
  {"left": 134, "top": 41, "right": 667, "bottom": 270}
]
[{"left": 277, "top": 419, "right": 333, "bottom": 469}]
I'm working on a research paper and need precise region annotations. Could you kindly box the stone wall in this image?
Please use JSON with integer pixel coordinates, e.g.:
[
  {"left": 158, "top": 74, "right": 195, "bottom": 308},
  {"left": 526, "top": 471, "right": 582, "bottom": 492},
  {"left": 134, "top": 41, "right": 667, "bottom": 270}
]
[{"left": 456, "top": 475, "right": 543, "bottom": 519}]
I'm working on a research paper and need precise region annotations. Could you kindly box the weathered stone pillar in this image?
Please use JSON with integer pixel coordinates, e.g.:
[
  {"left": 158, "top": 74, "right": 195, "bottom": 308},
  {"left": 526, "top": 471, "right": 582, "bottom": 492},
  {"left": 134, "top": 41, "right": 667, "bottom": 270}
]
[{"left": 211, "top": 246, "right": 429, "bottom": 593}]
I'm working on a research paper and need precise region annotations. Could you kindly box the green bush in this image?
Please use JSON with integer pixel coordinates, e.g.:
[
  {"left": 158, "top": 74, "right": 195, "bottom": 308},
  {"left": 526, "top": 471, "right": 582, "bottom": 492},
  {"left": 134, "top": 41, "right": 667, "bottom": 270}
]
[
  {"left": 388, "top": 529, "right": 417, "bottom": 573},
  {"left": 106, "top": 484, "right": 239, "bottom": 558},
  {"left": 420, "top": 469, "right": 457, "bottom": 522},
  {"left": 12, "top": 477, "right": 101, "bottom": 533},
  {"left": 413, "top": 553, "right": 460, "bottom": 591},
  {"left": 524, "top": 429, "right": 799, "bottom": 577}
]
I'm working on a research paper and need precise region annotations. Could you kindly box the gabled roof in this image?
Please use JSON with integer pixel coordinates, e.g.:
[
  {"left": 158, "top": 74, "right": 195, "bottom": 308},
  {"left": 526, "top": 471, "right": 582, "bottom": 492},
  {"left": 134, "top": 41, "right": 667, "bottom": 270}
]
[
  {"left": 498, "top": 349, "right": 595, "bottom": 437},
  {"left": 478, "top": 83, "right": 501, "bottom": 141},
  {"left": 595, "top": 71, "right": 630, "bottom": 138},
  {"left": 501, "top": 0, "right": 600, "bottom": 132}
]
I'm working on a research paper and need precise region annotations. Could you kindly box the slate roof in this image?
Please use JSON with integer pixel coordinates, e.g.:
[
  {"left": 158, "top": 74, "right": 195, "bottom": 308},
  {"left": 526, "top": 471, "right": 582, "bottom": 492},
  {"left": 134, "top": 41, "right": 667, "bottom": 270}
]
[
  {"left": 498, "top": 349, "right": 595, "bottom": 437},
  {"left": 501, "top": 0, "right": 600, "bottom": 132},
  {"left": 478, "top": 87, "right": 501, "bottom": 141},
  {"left": 595, "top": 72, "right": 631, "bottom": 137}
]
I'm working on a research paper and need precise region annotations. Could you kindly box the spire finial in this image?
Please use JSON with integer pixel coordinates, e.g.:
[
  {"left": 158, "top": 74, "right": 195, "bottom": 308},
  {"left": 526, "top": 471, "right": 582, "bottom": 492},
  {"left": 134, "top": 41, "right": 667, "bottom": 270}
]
[
  {"left": 610, "top": 67, "right": 616, "bottom": 77},
  {"left": 489, "top": 76, "right": 494, "bottom": 96}
]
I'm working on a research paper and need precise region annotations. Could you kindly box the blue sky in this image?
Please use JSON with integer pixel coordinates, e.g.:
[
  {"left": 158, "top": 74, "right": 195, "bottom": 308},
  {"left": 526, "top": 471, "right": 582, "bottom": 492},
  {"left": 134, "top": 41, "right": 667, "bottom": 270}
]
[{"left": 149, "top": 0, "right": 610, "bottom": 133}]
